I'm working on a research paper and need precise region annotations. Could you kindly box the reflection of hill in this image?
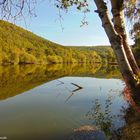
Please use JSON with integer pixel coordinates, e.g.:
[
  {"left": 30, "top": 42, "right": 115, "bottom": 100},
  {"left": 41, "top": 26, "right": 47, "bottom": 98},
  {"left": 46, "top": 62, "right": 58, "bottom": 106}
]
[
  {"left": 94, "top": 64, "right": 122, "bottom": 79},
  {"left": 0, "top": 64, "right": 121, "bottom": 100}
]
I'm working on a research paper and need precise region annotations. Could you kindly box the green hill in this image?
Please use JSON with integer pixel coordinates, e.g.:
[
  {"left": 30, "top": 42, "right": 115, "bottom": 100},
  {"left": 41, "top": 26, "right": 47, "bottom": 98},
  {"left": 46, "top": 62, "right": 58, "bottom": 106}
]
[
  {"left": 0, "top": 20, "right": 116, "bottom": 65},
  {"left": 67, "top": 46, "right": 116, "bottom": 63}
]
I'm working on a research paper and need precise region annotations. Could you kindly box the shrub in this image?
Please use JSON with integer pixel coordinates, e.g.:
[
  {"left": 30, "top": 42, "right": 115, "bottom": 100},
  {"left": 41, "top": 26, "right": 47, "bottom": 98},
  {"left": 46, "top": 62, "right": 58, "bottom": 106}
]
[
  {"left": 10, "top": 51, "right": 19, "bottom": 64},
  {"left": 47, "top": 55, "right": 63, "bottom": 64},
  {"left": 19, "top": 52, "right": 37, "bottom": 64}
]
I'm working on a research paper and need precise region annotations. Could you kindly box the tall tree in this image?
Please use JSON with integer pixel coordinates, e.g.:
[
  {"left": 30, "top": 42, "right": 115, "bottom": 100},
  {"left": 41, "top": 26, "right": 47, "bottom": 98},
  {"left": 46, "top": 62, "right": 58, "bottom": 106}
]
[
  {"left": 93, "top": 0, "right": 140, "bottom": 89},
  {"left": 93, "top": 1, "right": 134, "bottom": 88},
  {"left": 110, "top": 0, "right": 139, "bottom": 76}
]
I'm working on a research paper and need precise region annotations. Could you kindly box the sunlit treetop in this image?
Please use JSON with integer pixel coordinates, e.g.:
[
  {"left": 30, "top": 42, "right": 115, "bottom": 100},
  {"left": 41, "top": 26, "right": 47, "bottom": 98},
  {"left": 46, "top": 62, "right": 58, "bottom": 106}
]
[
  {"left": 125, "top": 0, "right": 140, "bottom": 21},
  {"left": 55, "top": 0, "right": 89, "bottom": 11},
  {"left": 124, "top": 0, "right": 140, "bottom": 38},
  {"left": 0, "top": 0, "right": 139, "bottom": 20}
]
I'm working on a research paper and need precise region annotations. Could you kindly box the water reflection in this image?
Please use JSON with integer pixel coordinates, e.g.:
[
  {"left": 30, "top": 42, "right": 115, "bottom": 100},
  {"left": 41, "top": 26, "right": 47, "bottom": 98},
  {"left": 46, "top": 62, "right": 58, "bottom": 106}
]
[
  {"left": 0, "top": 64, "right": 139, "bottom": 140},
  {"left": 0, "top": 63, "right": 120, "bottom": 100}
]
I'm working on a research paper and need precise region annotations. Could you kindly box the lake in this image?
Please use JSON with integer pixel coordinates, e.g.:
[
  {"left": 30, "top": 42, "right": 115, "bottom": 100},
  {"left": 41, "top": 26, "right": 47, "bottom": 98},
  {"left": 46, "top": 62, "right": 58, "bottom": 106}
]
[{"left": 0, "top": 64, "right": 140, "bottom": 140}]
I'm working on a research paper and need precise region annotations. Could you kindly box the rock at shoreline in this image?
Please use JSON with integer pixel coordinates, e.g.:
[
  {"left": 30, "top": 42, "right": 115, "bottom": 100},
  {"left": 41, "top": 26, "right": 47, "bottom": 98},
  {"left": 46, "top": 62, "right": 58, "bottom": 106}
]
[{"left": 69, "top": 125, "right": 107, "bottom": 140}]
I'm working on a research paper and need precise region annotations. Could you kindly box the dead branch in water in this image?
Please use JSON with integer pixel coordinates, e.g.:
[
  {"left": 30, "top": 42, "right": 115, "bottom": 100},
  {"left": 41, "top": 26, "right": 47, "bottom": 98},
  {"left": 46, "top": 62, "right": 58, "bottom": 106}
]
[
  {"left": 56, "top": 79, "right": 64, "bottom": 86},
  {"left": 71, "top": 83, "right": 83, "bottom": 89},
  {"left": 65, "top": 83, "right": 83, "bottom": 102}
]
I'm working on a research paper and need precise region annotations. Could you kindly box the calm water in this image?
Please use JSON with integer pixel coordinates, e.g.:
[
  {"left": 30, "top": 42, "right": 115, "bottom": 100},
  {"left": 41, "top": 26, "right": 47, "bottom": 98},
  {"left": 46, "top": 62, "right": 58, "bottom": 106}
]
[{"left": 0, "top": 64, "right": 140, "bottom": 140}]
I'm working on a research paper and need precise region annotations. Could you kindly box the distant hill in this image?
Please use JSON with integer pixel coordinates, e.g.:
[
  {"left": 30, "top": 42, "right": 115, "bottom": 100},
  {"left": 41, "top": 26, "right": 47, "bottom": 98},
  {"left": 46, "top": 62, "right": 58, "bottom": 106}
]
[
  {"left": 0, "top": 20, "right": 115, "bottom": 65},
  {"left": 68, "top": 46, "right": 116, "bottom": 63}
]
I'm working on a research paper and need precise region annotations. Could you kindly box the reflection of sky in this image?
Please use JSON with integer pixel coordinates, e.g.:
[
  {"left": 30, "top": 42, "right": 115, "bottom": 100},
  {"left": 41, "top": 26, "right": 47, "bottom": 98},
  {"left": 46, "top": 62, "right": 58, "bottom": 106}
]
[
  {"left": 13, "top": 0, "right": 133, "bottom": 46},
  {"left": 0, "top": 76, "right": 129, "bottom": 139}
]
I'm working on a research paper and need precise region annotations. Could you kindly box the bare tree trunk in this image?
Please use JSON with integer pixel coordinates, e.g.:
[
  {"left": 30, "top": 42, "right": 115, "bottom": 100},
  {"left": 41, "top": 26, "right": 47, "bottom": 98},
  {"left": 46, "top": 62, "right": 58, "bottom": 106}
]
[
  {"left": 94, "top": 0, "right": 136, "bottom": 87},
  {"left": 110, "top": 0, "right": 140, "bottom": 76}
]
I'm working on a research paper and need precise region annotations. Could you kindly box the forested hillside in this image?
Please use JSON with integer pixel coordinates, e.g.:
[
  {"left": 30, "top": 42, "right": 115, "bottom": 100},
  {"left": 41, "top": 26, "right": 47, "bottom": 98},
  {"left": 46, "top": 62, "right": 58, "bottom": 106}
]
[
  {"left": 0, "top": 20, "right": 104, "bottom": 65},
  {"left": 69, "top": 46, "right": 116, "bottom": 63}
]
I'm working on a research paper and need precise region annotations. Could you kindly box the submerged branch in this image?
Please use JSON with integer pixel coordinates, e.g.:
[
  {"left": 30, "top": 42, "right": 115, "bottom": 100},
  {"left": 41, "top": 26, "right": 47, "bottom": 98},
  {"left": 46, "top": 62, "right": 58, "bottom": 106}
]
[
  {"left": 56, "top": 79, "right": 64, "bottom": 86},
  {"left": 65, "top": 83, "right": 83, "bottom": 102},
  {"left": 71, "top": 83, "right": 83, "bottom": 89}
]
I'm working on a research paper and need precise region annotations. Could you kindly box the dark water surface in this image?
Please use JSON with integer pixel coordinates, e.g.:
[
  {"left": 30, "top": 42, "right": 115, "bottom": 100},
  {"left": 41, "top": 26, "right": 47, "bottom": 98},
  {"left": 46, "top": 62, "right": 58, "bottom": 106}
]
[{"left": 0, "top": 64, "right": 140, "bottom": 140}]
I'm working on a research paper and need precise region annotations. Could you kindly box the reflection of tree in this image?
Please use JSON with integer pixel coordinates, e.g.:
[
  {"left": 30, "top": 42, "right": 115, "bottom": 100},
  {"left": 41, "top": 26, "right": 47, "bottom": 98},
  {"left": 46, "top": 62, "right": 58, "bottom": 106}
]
[
  {"left": 0, "top": 63, "right": 120, "bottom": 100},
  {"left": 0, "top": 65, "right": 52, "bottom": 100},
  {"left": 95, "top": 64, "right": 121, "bottom": 79}
]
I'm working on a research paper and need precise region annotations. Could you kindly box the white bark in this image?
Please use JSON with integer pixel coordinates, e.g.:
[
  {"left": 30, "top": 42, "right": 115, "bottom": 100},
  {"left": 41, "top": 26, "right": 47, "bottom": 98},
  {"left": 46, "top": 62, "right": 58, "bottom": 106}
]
[
  {"left": 110, "top": 0, "right": 140, "bottom": 76},
  {"left": 94, "top": 0, "right": 136, "bottom": 87}
]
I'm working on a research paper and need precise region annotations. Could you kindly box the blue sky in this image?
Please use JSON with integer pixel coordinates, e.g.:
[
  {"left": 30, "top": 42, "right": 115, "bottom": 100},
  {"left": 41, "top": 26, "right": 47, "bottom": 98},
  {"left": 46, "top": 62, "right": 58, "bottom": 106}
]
[{"left": 16, "top": 0, "right": 133, "bottom": 46}]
